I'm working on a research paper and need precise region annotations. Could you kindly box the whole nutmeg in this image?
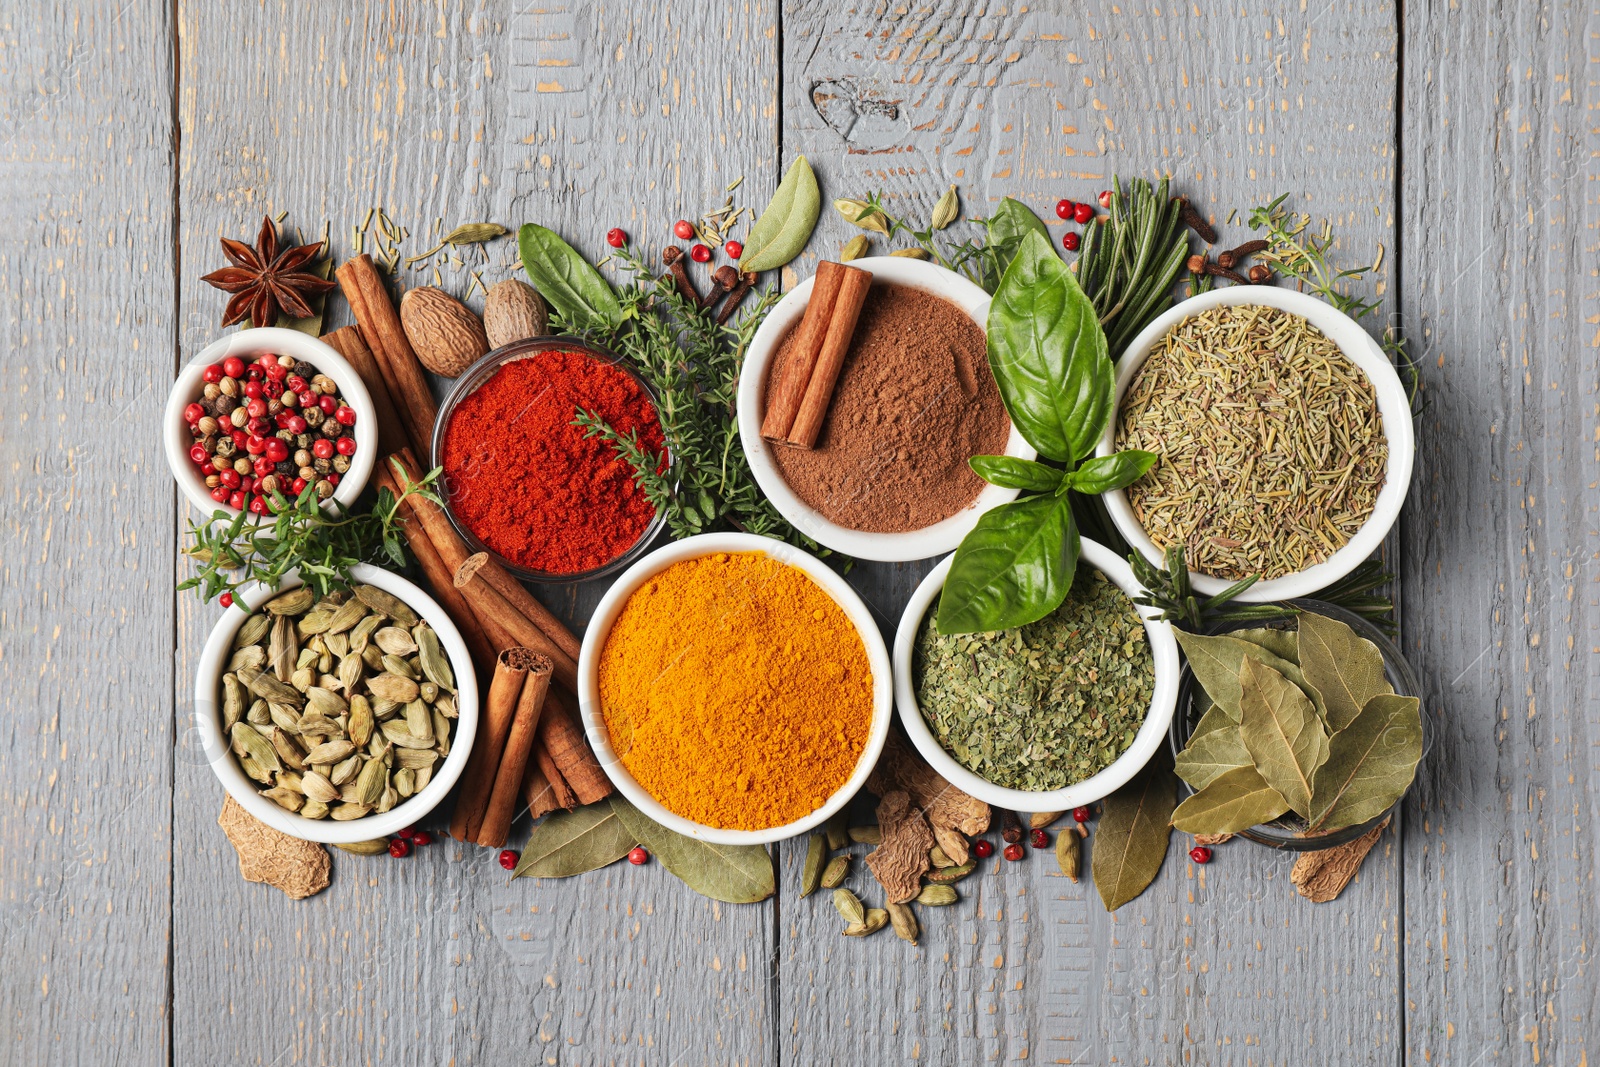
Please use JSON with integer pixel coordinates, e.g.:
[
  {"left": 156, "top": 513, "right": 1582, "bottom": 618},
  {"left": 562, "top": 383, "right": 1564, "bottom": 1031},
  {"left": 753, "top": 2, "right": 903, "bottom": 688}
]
[
  {"left": 482, "top": 279, "right": 549, "bottom": 349},
  {"left": 400, "top": 286, "right": 490, "bottom": 377}
]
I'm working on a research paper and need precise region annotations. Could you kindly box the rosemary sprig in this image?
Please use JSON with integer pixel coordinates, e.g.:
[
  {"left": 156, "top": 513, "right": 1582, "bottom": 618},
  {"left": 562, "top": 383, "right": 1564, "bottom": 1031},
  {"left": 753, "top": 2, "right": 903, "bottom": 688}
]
[
  {"left": 177, "top": 465, "right": 444, "bottom": 607},
  {"left": 1128, "top": 546, "right": 1287, "bottom": 632},
  {"left": 1075, "top": 176, "right": 1193, "bottom": 357},
  {"left": 1306, "top": 558, "right": 1398, "bottom": 635}
]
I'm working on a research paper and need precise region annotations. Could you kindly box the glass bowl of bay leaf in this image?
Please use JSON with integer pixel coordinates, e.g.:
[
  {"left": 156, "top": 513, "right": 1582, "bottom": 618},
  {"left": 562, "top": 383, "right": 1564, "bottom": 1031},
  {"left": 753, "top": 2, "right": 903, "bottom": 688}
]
[
  {"left": 1167, "top": 601, "right": 1430, "bottom": 850},
  {"left": 893, "top": 537, "right": 1181, "bottom": 812},
  {"left": 192, "top": 563, "right": 480, "bottom": 844}
]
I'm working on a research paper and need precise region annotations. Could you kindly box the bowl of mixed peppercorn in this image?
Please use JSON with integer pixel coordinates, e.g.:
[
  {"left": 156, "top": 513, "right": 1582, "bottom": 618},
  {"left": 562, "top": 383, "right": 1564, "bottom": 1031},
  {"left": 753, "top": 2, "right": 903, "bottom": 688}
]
[{"left": 164, "top": 328, "right": 377, "bottom": 521}]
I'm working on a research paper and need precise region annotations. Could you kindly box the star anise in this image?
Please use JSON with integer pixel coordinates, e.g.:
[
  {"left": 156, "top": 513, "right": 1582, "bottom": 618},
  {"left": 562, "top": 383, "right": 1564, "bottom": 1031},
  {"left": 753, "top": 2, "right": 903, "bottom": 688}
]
[{"left": 201, "top": 215, "right": 337, "bottom": 328}]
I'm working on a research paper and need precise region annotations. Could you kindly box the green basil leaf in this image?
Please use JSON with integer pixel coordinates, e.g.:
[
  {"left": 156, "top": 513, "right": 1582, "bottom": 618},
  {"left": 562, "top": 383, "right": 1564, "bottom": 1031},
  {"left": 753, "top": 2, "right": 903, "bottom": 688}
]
[
  {"left": 1171, "top": 764, "right": 1290, "bottom": 834},
  {"left": 609, "top": 795, "right": 775, "bottom": 904},
  {"left": 1238, "top": 657, "right": 1329, "bottom": 819},
  {"left": 968, "top": 455, "right": 1062, "bottom": 492},
  {"left": 1308, "top": 692, "right": 1422, "bottom": 832},
  {"left": 986, "top": 230, "right": 1113, "bottom": 463},
  {"left": 518, "top": 223, "right": 623, "bottom": 333},
  {"left": 1066, "top": 450, "right": 1158, "bottom": 495},
  {"left": 982, "top": 197, "right": 1051, "bottom": 289},
  {"left": 935, "top": 494, "right": 1078, "bottom": 635},
  {"left": 512, "top": 800, "right": 638, "bottom": 879},
  {"left": 738, "top": 156, "right": 821, "bottom": 274},
  {"left": 1093, "top": 749, "right": 1177, "bottom": 912}
]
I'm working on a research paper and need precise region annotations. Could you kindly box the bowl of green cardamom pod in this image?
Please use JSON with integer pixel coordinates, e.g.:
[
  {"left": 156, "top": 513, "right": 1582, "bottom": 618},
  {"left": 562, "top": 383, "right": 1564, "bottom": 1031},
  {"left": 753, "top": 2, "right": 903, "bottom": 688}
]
[{"left": 193, "top": 564, "right": 479, "bottom": 844}]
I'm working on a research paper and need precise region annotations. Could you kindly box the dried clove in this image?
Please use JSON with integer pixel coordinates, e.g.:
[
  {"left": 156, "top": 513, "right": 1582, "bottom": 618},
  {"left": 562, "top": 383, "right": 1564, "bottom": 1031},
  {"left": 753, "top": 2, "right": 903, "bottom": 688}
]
[
  {"left": 715, "top": 270, "right": 758, "bottom": 325},
  {"left": 1216, "top": 239, "right": 1269, "bottom": 270},
  {"left": 1190, "top": 253, "right": 1250, "bottom": 285},
  {"left": 703, "top": 264, "right": 739, "bottom": 310},
  {"left": 661, "top": 245, "right": 701, "bottom": 305},
  {"left": 1173, "top": 197, "right": 1218, "bottom": 244},
  {"left": 1000, "top": 809, "right": 1024, "bottom": 845},
  {"left": 1248, "top": 264, "right": 1273, "bottom": 284}
]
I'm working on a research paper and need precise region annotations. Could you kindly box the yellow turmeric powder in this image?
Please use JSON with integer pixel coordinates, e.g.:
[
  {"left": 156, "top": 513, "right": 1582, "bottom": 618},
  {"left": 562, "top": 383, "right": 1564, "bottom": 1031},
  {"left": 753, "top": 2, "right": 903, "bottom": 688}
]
[{"left": 597, "top": 551, "right": 874, "bottom": 831}]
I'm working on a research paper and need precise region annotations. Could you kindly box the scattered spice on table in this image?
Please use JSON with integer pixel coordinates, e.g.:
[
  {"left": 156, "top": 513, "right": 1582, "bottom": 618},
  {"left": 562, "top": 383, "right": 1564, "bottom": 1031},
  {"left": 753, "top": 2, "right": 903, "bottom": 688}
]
[
  {"left": 440, "top": 349, "right": 665, "bottom": 575},
  {"left": 913, "top": 569, "right": 1154, "bottom": 791},
  {"left": 1116, "top": 304, "right": 1388, "bottom": 581},
  {"left": 764, "top": 281, "right": 1010, "bottom": 532},
  {"left": 596, "top": 551, "right": 873, "bottom": 831}
]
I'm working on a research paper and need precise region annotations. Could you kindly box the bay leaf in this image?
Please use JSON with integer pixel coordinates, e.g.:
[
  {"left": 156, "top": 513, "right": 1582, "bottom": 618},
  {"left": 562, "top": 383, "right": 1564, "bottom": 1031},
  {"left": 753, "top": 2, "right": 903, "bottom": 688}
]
[
  {"left": 1308, "top": 693, "right": 1423, "bottom": 832},
  {"left": 609, "top": 796, "right": 775, "bottom": 904},
  {"left": 1174, "top": 707, "right": 1251, "bottom": 791},
  {"left": 512, "top": 801, "right": 637, "bottom": 879},
  {"left": 1230, "top": 627, "right": 1300, "bottom": 665},
  {"left": 1297, "top": 612, "right": 1392, "bottom": 732},
  {"left": 1171, "top": 765, "right": 1290, "bottom": 834},
  {"left": 1238, "top": 657, "right": 1329, "bottom": 819},
  {"left": 738, "top": 155, "right": 820, "bottom": 274},
  {"left": 1092, "top": 751, "right": 1177, "bottom": 912},
  {"left": 1174, "top": 631, "right": 1308, "bottom": 722}
]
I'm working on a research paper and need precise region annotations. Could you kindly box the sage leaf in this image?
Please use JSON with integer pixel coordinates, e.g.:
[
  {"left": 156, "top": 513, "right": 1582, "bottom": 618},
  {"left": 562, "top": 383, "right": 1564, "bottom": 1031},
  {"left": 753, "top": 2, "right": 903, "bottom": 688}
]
[
  {"left": 1173, "top": 707, "right": 1251, "bottom": 791},
  {"left": 935, "top": 493, "right": 1078, "bottom": 635},
  {"left": 1308, "top": 693, "right": 1422, "bottom": 832},
  {"left": 1297, "top": 612, "right": 1391, "bottom": 732},
  {"left": 969, "top": 455, "right": 1063, "bottom": 492},
  {"left": 517, "top": 223, "right": 623, "bottom": 333},
  {"left": 981, "top": 197, "right": 1051, "bottom": 292},
  {"left": 986, "top": 229, "right": 1112, "bottom": 463},
  {"left": 738, "top": 156, "right": 820, "bottom": 273},
  {"left": 1174, "top": 631, "right": 1308, "bottom": 722},
  {"left": 1238, "top": 657, "right": 1329, "bottom": 819},
  {"left": 1092, "top": 751, "right": 1177, "bottom": 912},
  {"left": 1171, "top": 764, "right": 1290, "bottom": 834},
  {"left": 512, "top": 800, "right": 637, "bottom": 879},
  {"left": 1065, "top": 450, "right": 1158, "bottom": 495},
  {"left": 610, "top": 795, "right": 775, "bottom": 904}
]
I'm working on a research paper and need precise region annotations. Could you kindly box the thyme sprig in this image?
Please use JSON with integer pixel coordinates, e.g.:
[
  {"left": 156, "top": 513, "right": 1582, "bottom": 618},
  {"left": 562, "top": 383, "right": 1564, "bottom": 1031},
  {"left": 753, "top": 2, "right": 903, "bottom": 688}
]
[{"left": 178, "top": 464, "right": 444, "bottom": 607}]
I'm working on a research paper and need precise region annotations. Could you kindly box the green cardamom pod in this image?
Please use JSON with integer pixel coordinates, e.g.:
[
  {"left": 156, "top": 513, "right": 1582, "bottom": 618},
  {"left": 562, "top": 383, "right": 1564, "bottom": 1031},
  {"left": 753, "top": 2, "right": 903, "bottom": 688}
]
[
  {"left": 353, "top": 584, "right": 418, "bottom": 627},
  {"left": 930, "top": 184, "right": 960, "bottom": 230},
  {"left": 221, "top": 674, "right": 245, "bottom": 730},
  {"left": 334, "top": 838, "right": 390, "bottom": 855},
  {"left": 347, "top": 695, "right": 375, "bottom": 748},
  {"left": 929, "top": 845, "right": 954, "bottom": 868},
  {"left": 915, "top": 884, "right": 959, "bottom": 907},
  {"left": 414, "top": 624, "right": 455, "bottom": 692},
  {"left": 263, "top": 587, "right": 314, "bottom": 615},
  {"left": 842, "top": 908, "right": 888, "bottom": 937},
  {"left": 354, "top": 751, "right": 388, "bottom": 807},
  {"left": 234, "top": 613, "right": 270, "bottom": 648},
  {"left": 834, "top": 198, "right": 891, "bottom": 235},
  {"left": 847, "top": 824, "right": 881, "bottom": 845},
  {"left": 229, "top": 723, "right": 282, "bottom": 782},
  {"left": 800, "top": 834, "right": 827, "bottom": 897},
  {"left": 832, "top": 888, "right": 865, "bottom": 926},
  {"left": 443, "top": 222, "right": 509, "bottom": 246},
  {"left": 926, "top": 858, "right": 976, "bottom": 884},
  {"left": 839, "top": 235, "right": 870, "bottom": 263},
  {"left": 820, "top": 855, "right": 850, "bottom": 889},
  {"left": 887, "top": 902, "right": 919, "bottom": 945},
  {"left": 889, "top": 247, "right": 931, "bottom": 260},
  {"left": 382, "top": 653, "right": 419, "bottom": 680},
  {"left": 299, "top": 799, "right": 330, "bottom": 820},
  {"left": 823, "top": 809, "right": 850, "bottom": 851},
  {"left": 1055, "top": 828, "right": 1082, "bottom": 882}
]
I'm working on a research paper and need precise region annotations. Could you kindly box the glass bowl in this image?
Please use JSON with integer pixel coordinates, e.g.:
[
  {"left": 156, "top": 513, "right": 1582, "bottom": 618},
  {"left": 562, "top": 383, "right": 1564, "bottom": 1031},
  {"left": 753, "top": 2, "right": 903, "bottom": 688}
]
[
  {"left": 429, "top": 336, "right": 671, "bottom": 584},
  {"left": 1167, "top": 599, "right": 1431, "bottom": 851}
]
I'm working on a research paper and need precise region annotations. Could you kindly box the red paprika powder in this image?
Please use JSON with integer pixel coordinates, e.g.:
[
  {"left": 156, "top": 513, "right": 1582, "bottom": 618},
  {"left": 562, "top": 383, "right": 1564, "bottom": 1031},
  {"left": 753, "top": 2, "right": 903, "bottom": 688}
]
[{"left": 441, "top": 349, "right": 665, "bottom": 575}]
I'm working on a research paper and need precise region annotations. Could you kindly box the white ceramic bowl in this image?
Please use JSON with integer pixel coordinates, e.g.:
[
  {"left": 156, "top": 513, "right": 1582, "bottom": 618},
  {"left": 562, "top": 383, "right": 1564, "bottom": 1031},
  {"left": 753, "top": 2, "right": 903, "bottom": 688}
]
[
  {"left": 576, "top": 532, "right": 894, "bottom": 845},
  {"left": 893, "top": 539, "right": 1180, "bottom": 813},
  {"left": 1096, "top": 286, "right": 1415, "bottom": 601},
  {"left": 737, "top": 256, "right": 1036, "bottom": 562},
  {"left": 164, "top": 328, "right": 378, "bottom": 522},
  {"left": 193, "top": 564, "right": 479, "bottom": 843}
]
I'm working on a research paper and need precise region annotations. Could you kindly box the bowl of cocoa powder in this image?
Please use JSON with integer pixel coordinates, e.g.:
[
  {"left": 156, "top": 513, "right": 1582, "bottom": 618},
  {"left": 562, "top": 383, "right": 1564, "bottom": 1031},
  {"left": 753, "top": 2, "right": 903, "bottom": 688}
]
[{"left": 737, "top": 257, "right": 1032, "bottom": 562}]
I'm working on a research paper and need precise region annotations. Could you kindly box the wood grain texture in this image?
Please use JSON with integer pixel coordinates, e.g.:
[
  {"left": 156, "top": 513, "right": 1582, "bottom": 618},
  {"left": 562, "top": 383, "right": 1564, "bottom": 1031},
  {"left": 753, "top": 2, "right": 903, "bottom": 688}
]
[
  {"left": 171, "top": 2, "right": 778, "bottom": 1064},
  {"left": 1400, "top": 1, "right": 1600, "bottom": 1063},
  {"left": 780, "top": 1, "right": 1403, "bottom": 1063},
  {"left": 0, "top": 2, "right": 175, "bottom": 1063}
]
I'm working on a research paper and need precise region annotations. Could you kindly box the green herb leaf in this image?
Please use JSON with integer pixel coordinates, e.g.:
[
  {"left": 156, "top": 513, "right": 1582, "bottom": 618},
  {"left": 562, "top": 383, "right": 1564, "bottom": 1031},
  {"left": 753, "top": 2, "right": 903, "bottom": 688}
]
[
  {"left": 738, "top": 156, "right": 821, "bottom": 274},
  {"left": 518, "top": 222, "right": 623, "bottom": 333},
  {"left": 1066, "top": 450, "right": 1158, "bottom": 495},
  {"left": 968, "top": 455, "right": 1063, "bottom": 492},
  {"left": 1296, "top": 612, "right": 1391, "bottom": 732},
  {"left": 1174, "top": 631, "right": 1308, "bottom": 723},
  {"left": 1173, "top": 706, "right": 1251, "bottom": 791},
  {"left": 982, "top": 198, "right": 1051, "bottom": 290},
  {"left": 936, "top": 493, "right": 1078, "bottom": 635},
  {"left": 1308, "top": 693, "right": 1422, "bottom": 832},
  {"left": 1092, "top": 750, "right": 1177, "bottom": 912},
  {"left": 511, "top": 800, "right": 638, "bottom": 879},
  {"left": 1238, "top": 657, "right": 1329, "bottom": 819},
  {"left": 1171, "top": 764, "right": 1290, "bottom": 834},
  {"left": 986, "top": 230, "right": 1112, "bottom": 463},
  {"left": 609, "top": 795, "right": 775, "bottom": 904}
]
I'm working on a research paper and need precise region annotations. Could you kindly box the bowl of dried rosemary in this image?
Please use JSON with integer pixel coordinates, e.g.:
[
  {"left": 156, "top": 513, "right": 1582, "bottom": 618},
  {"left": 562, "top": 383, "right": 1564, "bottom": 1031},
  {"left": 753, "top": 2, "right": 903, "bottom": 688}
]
[{"left": 1097, "top": 286, "right": 1414, "bottom": 603}]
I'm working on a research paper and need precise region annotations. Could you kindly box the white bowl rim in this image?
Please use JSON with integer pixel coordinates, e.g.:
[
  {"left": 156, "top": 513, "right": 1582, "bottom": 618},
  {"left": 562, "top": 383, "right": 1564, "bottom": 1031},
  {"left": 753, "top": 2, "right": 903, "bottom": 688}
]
[
  {"left": 1095, "top": 286, "right": 1415, "bottom": 601},
  {"left": 892, "top": 539, "right": 1180, "bottom": 813},
  {"left": 193, "top": 563, "right": 479, "bottom": 843},
  {"left": 164, "top": 328, "right": 379, "bottom": 525},
  {"left": 576, "top": 532, "right": 894, "bottom": 845},
  {"left": 736, "top": 256, "right": 1036, "bottom": 563}
]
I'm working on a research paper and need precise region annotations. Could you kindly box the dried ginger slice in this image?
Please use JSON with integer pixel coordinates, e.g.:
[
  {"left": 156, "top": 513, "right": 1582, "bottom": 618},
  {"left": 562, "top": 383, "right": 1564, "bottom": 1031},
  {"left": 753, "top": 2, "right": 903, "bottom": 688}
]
[
  {"left": 218, "top": 796, "right": 331, "bottom": 900},
  {"left": 865, "top": 791, "right": 935, "bottom": 904},
  {"left": 867, "top": 731, "right": 989, "bottom": 864},
  {"left": 1290, "top": 817, "right": 1390, "bottom": 903}
]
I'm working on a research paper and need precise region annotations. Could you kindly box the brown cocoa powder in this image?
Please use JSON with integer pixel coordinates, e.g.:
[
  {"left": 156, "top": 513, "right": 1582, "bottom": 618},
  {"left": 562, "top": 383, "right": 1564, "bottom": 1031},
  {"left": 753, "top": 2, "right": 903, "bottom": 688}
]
[{"left": 763, "top": 281, "right": 1010, "bottom": 532}]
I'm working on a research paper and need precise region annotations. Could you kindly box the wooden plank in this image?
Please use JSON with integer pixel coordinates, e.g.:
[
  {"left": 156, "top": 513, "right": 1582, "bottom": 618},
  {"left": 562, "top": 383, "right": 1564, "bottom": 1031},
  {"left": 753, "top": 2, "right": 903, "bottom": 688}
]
[
  {"left": 170, "top": 2, "right": 780, "bottom": 1063},
  {"left": 1400, "top": 1, "right": 1600, "bottom": 1062},
  {"left": 0, "top": 2, "right": 176, "bottom": 1062},
  {"left": 779, "top": 2, "right": 1404, "bottom": 1062}
]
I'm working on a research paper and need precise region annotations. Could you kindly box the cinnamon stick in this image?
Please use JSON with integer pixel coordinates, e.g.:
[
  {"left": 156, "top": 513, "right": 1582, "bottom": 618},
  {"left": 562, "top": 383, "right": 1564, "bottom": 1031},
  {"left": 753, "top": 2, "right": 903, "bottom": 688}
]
[
  {"left": 455, "top": 551, "right": 582, "bottom": 664},
  {"left": 453, "top": 560, "right": 578, "bottom": 690},
  {"left": 336, "top": 255, "right": 437, "bottom": 461},
  {"left": 451, "top": 648, "right": 541, "bottom": 842},
  {"left": 321, "top": 326, "right": 409, "bottom": 459},
  {"left": 476, "top": 653, "right": 555, "bottom": 847},
  {"left": 533, "top": 743, "right": 579, "bottom": 812},
  {"left": 786, "top": 262, "right": 873, "bottom": 449},
  {"left": 760, "top": 260, "right": 853, "bottom": 441},
  {"left": 522, "top": 750, "right": 569, "bottom": 819},
  {"left": 538, "top": 688, "right": 612, "bottom": 805}
]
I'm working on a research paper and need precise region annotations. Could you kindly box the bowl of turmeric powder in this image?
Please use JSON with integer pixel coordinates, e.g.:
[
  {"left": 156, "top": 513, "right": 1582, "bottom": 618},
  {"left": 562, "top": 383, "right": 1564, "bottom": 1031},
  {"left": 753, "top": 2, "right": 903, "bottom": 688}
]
[{"left": 576, "top": 533, "right": 893, "bottom": 844}]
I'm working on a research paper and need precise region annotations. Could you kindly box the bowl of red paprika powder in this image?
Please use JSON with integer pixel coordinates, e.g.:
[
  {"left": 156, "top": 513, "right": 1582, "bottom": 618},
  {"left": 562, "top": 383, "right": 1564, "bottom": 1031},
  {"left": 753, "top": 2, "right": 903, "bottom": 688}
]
[{"left": 431, "top": 338, "right": 671, "bottom": 583}]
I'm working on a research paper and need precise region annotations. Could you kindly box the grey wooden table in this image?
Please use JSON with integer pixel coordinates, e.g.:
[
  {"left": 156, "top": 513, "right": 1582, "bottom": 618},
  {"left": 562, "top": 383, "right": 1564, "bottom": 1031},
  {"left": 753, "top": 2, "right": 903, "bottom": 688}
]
[{"left": 2, "top": 0, "right": 1594, "bottom": 1063}]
